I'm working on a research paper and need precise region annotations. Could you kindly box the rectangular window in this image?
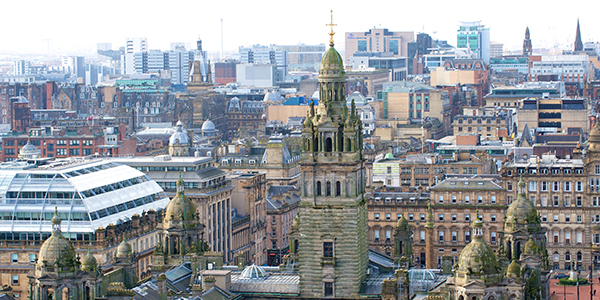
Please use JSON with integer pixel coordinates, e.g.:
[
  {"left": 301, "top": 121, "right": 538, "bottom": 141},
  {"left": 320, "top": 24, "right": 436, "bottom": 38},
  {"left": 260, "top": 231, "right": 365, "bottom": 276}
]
[
  {"left": 374, "top": 230, "right": 380, "bottom": 241},
  {"left": 374, "top": 213, "right": 379, "bottom": 221},
  {"left": 529, "top": 181, "right": 537, "bottom": 192},
  {"left": 420, "top": 231, "right": 425, "bottom": 242},
  {"left": 576, "top": 181, "right": 583, "bottom": 192},
  {"left": 464, "top": 195, "right": 470, "bottom": 204},
  {"left": 386, "top": 214, "right": 391, "bottom": 221},
  {"left": 553, "top": 215, "right": 559, "bottom": 222},
  {"left": 541, "top": 181, "right": 548, "bottom": 191},
  {"left": 542, "top": 215, "right": 547, "bottom": 222},
  {"left": 565, "top": 232, "right": 571, "bottom": 244},
  {"left": 477, "top": 196, "right": 483, "bottom": 204},
  {"left": 323, "top": 242, "right": 334, "bottom": 257},
  {"left": 491, "top": 232, "right": 497, "bottom": 243},
  {"left": 577, "top": 215, "right": 582, "bottom": 223},
  {"left": 565, "top": 215, "right": 571, "bottom": 222},
  {"left": 386, "top": 230, "right": 391, "bottom": 240},
  {"left": 577, "top": 232, "right": 582, "bottom": 244},
  {"left": 12, "top": 275, "right": 18, "bottom": 285},
  {"left": 541, "top": 196, "right": 547, "bottom": 207},
  {"left": 491, "top": 215, "right": 496, "bottom": 222},
  {"left": 11, "top": 253, "right": 17, "bottom": 263},
  {"left": 438, "top": 195, "right": 444, "bottom": 203},
  {"left": 420, "top": 214, "right": 425, "bottom": 221},
  {"left": 564, "top": 196, "right": 571, "bottom": 207},
  {"left": 553, "top": 196, "right": 559, "bottom": 207},
  {"left": 452, "top": 214, "right": 457, "bottom": 222},
  {"left": 554, "top": 232, "right": 559, "bottom": 243},
  {"left": 324, "top": 282, "right": 334, "bottom": 297},
  {"left": 452, "top": 231, "right": 457, "bottom": 242},
  {"left": 564, "top": 182, "right": 571, "bottom": 192},
  {"left": 438, "top": 231, "right": 444, "bottom": 242},
  {"left": 465, "top": 231, "right": 471, "bottom": 243},
  {"left": 30, "top": 254, "right": 36, "bottom": 263},
  {"left": 451, "top": 195, "right": 457, "bottom": 203},
  {"left": 491, "top": 195, "right": 496, "bottom": 204},
  {"left": 465, "top": 214, "right": 470, "bottom": 222},
  {"left": 438, "top": 214, "right": 444, "bottom": 221},
  {"left": 552, "top": 181, "right": 560, "bottom": 192},
  {"left": 576, "top": 196, "right": 582, "bottom": 207},
  {"left": 408, "top": 214, "right": 413, "bottom": 221}
]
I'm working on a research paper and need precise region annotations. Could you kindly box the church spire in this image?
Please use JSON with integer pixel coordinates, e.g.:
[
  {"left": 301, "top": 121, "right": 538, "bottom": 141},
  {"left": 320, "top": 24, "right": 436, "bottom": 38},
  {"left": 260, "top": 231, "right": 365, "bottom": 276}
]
[
  {"left": 574, "top": 18, "right": 583, "bottom": 51},
  {"left": 523, "top": 26, "right": 532, "bottom": 56}
]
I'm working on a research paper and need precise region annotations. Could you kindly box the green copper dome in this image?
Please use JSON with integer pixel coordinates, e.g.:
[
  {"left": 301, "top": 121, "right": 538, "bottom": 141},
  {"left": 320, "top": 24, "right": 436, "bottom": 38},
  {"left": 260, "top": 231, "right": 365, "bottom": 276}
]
[
  {"left": 37, "top": 208, "right": 76, "bottom": 270},
  {"left": 456, "top": 236, "right": 499, "bottom": 276},
  {"left": 320, "top": 46, "right": 344, "bottom": 71},
  {"left": 506, "top": 259, "right": 521, "bottom": 278},
  {"left": 81, "top": 246, "right": 98, "bottom": 272},
  {"left": 396, "top": 214, "right": 409, "bottom": 231},
  {"left": 523, "top": 237, "right": 538, "bottom": 255},
  {"left": 164, "top": 174, "right": 197, "bottom": 228},
  {"left": 116, "top": 235, "right": 133, "bottom": 258},
  {"left": 506, "top": 176, "right": 539, "bottom": 226}
]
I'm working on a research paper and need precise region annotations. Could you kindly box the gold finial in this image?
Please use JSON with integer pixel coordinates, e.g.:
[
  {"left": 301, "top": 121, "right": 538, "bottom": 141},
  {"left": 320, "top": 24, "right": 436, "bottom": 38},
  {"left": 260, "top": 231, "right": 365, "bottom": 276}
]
[{"left": 326, "top": 9, "right": 337, "bottom": 47}]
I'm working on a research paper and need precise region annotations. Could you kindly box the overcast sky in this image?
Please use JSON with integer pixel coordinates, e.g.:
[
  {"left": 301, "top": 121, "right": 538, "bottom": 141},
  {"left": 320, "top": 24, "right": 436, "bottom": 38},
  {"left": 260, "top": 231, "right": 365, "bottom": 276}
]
[{"left": 1, "top": 0, "right": 597, "bottom": 56}]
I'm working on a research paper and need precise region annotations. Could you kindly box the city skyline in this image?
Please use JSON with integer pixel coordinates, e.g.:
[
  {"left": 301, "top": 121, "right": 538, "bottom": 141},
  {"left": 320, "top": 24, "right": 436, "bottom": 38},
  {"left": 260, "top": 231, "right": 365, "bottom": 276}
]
[{"left": 1, "top": 0, "right": 598, "bottom": 56}]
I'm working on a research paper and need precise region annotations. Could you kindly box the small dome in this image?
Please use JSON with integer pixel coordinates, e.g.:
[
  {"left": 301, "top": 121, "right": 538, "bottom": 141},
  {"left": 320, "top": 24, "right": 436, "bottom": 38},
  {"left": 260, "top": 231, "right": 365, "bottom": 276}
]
[
  {"left": 346, "top": 91, "right": 367, "bottom": 107},
  {"left": 176, "top": 120, "right": 183, "bottom": 127},
  {"left": 456, "top": 236, "right": 498, "bottom": 276},
  {"left": 37, "top": 208, "right": 76, "bottom": 270},
  {"left": 115, "top": 235, "right": 132, "bottom": 258},
  {"left": 506, "top": 259, "right": 521, "bottom": 278},
  {"left": 523, "top": 237, "right": 538, "bottom": 255},
  {"left": 169, "top": 121, "right": 189, "bottom": 146},
  {"left": 19, "top": 139, "right": 41, "bottom": 160},
  {"left": 505, "top": 176, "right": 539, "bottom": 226},
  {"left": 201, "top": 119, "right": 216, "bottom": 132},
  {"left": 320, "top": 46, "right": 344, "bottom": 72},
  {"left": 263, "top": 91, "right": 282, "bottom": 102},
  {"left": 81, "top": 247, "right": 97, "bottom": 272},
  {"left": 164, "top": 174, "right": 197, "bottom": 228},
  {"left": 385, "top": 153, "right": 394, "bottom": 159},
  {"left": 240, "top": 264, "right": 267, "bottom": 279},
  {"left": 395, "top": 214, "right": 409, "bottom": 231}
]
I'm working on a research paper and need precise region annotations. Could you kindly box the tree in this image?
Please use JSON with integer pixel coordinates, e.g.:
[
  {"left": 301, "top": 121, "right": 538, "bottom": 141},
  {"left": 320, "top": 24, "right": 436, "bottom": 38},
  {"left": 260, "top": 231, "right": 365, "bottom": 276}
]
[{"left": 524, "top": 269, "right": 541, "bottom": 300}]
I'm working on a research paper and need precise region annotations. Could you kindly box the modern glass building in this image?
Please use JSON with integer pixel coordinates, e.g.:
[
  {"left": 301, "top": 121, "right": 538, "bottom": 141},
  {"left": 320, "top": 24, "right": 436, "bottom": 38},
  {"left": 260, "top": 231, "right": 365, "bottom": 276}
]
[{"left": 0, "top": 159, "right": 169, "bottom": 241}]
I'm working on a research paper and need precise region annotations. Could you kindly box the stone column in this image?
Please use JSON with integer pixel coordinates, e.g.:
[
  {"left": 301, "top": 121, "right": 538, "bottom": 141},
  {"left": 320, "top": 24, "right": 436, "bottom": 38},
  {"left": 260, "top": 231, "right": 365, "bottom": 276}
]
[{"left": 425, "top": 203, "right": 435, "bottom": 269}]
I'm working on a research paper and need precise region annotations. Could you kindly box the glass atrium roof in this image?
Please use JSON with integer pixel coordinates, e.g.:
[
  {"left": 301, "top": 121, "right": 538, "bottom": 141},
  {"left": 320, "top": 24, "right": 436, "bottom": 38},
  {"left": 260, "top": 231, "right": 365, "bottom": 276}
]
[{"left": 0, "top": 160, "right": 169, "bottom": 235}]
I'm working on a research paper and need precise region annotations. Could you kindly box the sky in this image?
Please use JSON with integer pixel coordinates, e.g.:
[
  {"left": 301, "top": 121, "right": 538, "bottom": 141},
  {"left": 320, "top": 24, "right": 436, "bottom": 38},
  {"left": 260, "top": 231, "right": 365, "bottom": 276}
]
[{"left": 1, "top": 0, "right": 598, "bottom": 57}]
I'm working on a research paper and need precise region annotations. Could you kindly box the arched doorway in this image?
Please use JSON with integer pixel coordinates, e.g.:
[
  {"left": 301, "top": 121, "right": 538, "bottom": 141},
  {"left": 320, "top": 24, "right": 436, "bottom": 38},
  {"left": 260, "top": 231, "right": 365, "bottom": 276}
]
[{"left": 325, "top": 137, "right": 332, "bottom": 152}]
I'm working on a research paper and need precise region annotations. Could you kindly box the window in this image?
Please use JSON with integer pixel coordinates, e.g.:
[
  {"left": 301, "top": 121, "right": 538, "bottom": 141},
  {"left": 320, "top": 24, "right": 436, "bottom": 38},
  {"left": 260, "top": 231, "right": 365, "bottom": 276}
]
[
  {"left": 577, "top": 215, "right": 582, "bottom": 223},
  {"left": 554, "top": 252, "right": 559, "bottom": 262},
  {"left": 564, "top": 182, "right": 571, "bottom": 192},
  {"left": 452, "top": 231, "right": 457, "bottom": 242},
  {"left": 577, "top": 232, "right": 583, "bottom": 244},
  {"left": 374, "top": 213, "right": 379, "bottom": 221},
  {"left": 408, "top": 214, "right": 413, "bottom": 221},
  {"left": 451, "top": 195, "right": 457, "bottom": 204},
  {"left": 576, "top": 181, "right": 583, "bottom": 192},
  {"left": 553, "top": 215, "right": 559, "bottom": 222},
  {"left": 542, "top": 215, "right": 547, "bottom": 222},
  {"left": 323, "top": 242, "right": 334, "bottom": 257},
  {"left": 374, "top": 230, "right": 380, "bottom": 241},
  {"left": 491, "top": 232, "right": 497, "bottom": 243},
  {"left": 69, "top": 149, "right": 80, "bottom": 156},
  {"left": 553, "top": 196, "right": 559, "bottom": 207},
  {"left": 11, "top": 254, "right": 17, "bottom": 263},
  {"left": 438, "top": 214, "right": 444, "bottom": 221},
  {"left": 565, "top": 215, "right": 571, "bottom": 222},
  {"left": 576, "top": 196, "right": 582, "bottom": 207},
  {"left": 565, "top": 252, "right": 571, "bottom": 261},
  {"left": 552, "top": 181, "right": 560, "bottom": 192},
  {"left": 564, "top": 196, "right": 571, "bottom": 207},
  {"left": 420, "top": 231, "right": 425, "bottom": 242},
  {"left": 541, "top": 181, "right": 548, "bottom": 191},
  {"left": 386, "top": 230, "right": 391, "bottom": 241},
  {"left": 387, "top": 166, "right": 392, "bottom": 174},
  {"left": 438, "top": 195, "right": 444, "bottom": 203},
  {"left": 464, "top": 214, "right": 470, "bottom": 222},
  {"left": 385, "top": 214, "right": 391, "bottom": 221},
  {"left": 452, "top": 214, "right": 457, "bottom": 222},
  {"left": 507, "top": 182, "right": 513, "bottom": 191},
  {"left": 491, "top": 215, "right": 496, "bottom": 222},
  {"left": 477, "top": 196, "right": 483, "bottom": 204},
  {"left": 324, "top": 282, "right": 334, "bottom": 297},
  {"left": 420, "top": 214, "right": 425, "bottom": 221},
  {"left": 529, "top": 181, "right": 537, "bottom": 192},
  {"left": 29, "top": 254, "right": 36, "bottom": 263},
  {"left": 12, "top": 275, "right": 18, "bottom": 285},
  {"left": 541, "top": 196, "right": 547, "bottom": 207},
  {"left": 491, "top": 195, "right": 496, "bottom": 204},
  {"left": 438, "top": 231, "right": 444, "bottom": 242},
  {"left": 553, "top": 232, "right": 559, "bottom": 243},
  {"left": 465, "top": 231, "right": 471, "bottom": 243},
  {"left": 464, "top": 195, "right": 469, "bottom": 204},
  {"left": 565, "top": 232, "right": 571, "bottom": 244}
]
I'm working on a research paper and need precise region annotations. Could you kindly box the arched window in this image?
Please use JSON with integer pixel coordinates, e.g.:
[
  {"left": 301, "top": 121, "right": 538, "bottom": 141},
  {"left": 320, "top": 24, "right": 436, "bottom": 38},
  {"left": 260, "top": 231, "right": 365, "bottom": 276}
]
[
  {"left": 335, "top": 181, "right": 341, "bottom": 197},
  {"left": 326, "top": 182, "right": 331, "bottom": 196},
  {"left": 316, "top": 181, "right": 322, "bottom": 196},
  {"left": 577, "top": 251, "right": 583, "bottom": 262},
  {"left": 565, "top": 251, "right": 571, "bottom": 261},
  {"left": 314, "top": 137, "right": 319, "bottom": 152}
]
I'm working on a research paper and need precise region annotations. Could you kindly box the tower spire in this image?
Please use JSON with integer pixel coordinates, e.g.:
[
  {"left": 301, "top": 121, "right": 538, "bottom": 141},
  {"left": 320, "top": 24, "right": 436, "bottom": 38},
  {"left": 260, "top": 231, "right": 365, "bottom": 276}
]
[
  {"left": 574, "top": 18, "right": 583, "bottom": 51},
  {"left": 326, "top": 9, "right": 337, "bottom": 47}
]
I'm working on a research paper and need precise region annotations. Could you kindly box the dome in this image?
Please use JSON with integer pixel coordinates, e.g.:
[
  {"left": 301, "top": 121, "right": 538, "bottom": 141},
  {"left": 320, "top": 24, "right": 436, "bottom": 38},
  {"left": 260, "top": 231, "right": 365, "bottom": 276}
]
[
  {"left": 395, "top": 213, "right": 409, "bottom": 231},
  {"left": 346, "top": 91, "right": 367, "bottom": 107},
  {"left": 523, "top": 237, "right": 538, "bottom": 255},
  {"left": 163, "top": 174, "right": 197, "bottom": 228},
  {"left": 505, "top": 176, "right": 539, "bottom": 226},
  {"left": 18, "top": 139, "right": 41, "bottom": 160},
  {"left": 37, "top": 208, "right": 76, "bottom": 269},
  {"left": 240, "top": 264, "right": 267, "bottom": 279},
  {"left": 506, "top": 259, "right": 521, "bottom": 278},
  {"left": 320, "top": 46, "right": 344, "bottom": 71},
  {"left": 263, "top": 91, "right": 282, "bottom": 102},
  {"left": 81, "top": 246, "right": 97, "bottom": 272},
  {"left": 169, "top": 121, "right": 190, "bottom": 146},
  {"left": 115, "top": 235, "right": 133, "bottom": 258},
  {"left": 384, "top": 153, "right": 394, "bottom": 159},
  {"left": 456, "top": 235, "right": 499, "bottom": 276},
  {"left": 201, "top": 119, "right": 216, "bottom": 132}
]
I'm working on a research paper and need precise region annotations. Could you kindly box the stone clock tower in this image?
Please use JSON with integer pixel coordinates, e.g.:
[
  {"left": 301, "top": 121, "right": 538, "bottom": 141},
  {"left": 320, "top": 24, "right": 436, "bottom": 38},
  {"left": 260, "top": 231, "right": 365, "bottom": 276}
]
[{"left": 292, "top": 14, "right": 368, "bottom": 298}]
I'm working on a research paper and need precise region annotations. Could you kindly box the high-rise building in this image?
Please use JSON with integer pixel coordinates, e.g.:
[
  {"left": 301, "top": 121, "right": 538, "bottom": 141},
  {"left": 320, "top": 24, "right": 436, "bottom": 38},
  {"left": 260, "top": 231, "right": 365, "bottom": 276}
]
[
  {"left": 523, "top": 26, "right": 533, "bottom": 56},
  {"left": 490, "top": 41, "right": 503, "bottom": 58},
  {"left": 457, "top": 21, "right": 490, "bottom": 63},
  {"left": 122, "top": 37, "right": 148, "bottom": 75},
  {"left": 344, "top": 28, "right": 414, "bottom": 64},
  {"left": 293, "top": 30, "right": 368, "bottom": 298}
]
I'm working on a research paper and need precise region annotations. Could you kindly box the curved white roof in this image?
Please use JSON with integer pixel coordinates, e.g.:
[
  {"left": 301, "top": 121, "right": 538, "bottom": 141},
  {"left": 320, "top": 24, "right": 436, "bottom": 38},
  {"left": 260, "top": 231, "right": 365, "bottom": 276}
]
[
  {"left": 0, "top": 160, "right": 169, "bottom": 235},
  {"left": 201, "top": 119, "right": 216, "bottom": 132},
  {"left": 169, "top": 122, "right": 190, "bottom": 146}
]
